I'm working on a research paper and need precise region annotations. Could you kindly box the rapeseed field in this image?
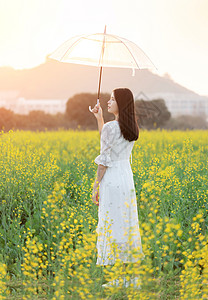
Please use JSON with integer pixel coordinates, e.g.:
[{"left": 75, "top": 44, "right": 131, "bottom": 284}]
[{"left": 0, "top": 129, "right": 207, "bottom": 299}]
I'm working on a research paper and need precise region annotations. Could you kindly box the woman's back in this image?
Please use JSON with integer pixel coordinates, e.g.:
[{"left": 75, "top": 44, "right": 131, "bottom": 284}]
[
  {"left": 109, "top": 120, "right": 135, "bottom": 162},
  {"left": 95, "top": 120, "right": 135, "bottom": 167}
]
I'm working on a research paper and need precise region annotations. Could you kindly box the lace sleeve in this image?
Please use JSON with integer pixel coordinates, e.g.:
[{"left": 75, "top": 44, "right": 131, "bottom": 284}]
[{"left": 94, "top": 122, "right": 117, "bottom": 167}]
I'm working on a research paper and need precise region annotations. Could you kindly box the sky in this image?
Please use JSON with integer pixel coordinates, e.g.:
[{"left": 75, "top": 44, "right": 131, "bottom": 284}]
[{"left": 0, "top": 0, "right": 208, "bottom": 96}]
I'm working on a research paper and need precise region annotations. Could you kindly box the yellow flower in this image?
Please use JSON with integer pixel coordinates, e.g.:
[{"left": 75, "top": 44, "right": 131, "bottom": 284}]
[{"left": 177, "top": 230, "right": 183, "bottom": 237}]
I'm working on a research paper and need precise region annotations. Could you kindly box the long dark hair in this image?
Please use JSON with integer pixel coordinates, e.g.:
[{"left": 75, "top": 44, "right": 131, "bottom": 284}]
[{"left": 113, "top": 88, "right": 139, "bottom": 142}]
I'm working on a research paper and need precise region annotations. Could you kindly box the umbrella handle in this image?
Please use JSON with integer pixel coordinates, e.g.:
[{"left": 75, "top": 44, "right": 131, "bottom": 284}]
[{"left": 89, "top": 99, "right": 100, "bottom": 112}]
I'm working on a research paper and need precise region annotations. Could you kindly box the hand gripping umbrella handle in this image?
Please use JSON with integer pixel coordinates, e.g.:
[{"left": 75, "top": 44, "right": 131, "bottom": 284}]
[{"left": 89, "top": 99, "right": 100, "bottom": 112}]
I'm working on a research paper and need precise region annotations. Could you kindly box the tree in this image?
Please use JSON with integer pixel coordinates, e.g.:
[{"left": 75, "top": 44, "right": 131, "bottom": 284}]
[
  {"left": 135, "top": 98, "right": 171, "bottom": 129},
  {"left": 65, "top": 93, "right": 112, "bottom": 129},
  {"left": 0, "top": 108, "right": 16, "bottom": 131},
  {"left": 27, "top": 111, "right": 55, "bottom": 129}
]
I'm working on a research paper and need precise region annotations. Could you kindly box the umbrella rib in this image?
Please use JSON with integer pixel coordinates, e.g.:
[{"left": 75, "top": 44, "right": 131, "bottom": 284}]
[
  {"left": 114, "top": 36, "right": 141, "bottom": 70},
  {"left": 109, "top": 34, "right": 157, "bottom": 70},
  {"left": 60, "top": 39, "right": 82, "bottom": 61},
  {"left": 59, "top": 33, "right": 95, "bottom": 61}
]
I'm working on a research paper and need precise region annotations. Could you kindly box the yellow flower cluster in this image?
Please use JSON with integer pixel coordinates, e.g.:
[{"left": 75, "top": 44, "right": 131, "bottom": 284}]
[
  {"left": 180, "top": 237, "right": 208, "bottom": 299},
  {"left": 21, "top": 229, "right": 46, "bottom": 298},
  {"left": 0, "top": 262, "right": 10, "bottom": 299}
]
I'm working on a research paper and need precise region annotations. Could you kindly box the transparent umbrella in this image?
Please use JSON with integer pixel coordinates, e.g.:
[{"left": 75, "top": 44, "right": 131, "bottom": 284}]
[{"left": 49, "top": 26, "right": 157, "bottom": 111}]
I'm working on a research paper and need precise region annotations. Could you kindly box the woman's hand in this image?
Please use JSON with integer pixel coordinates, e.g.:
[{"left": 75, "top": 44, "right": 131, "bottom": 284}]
[
  {"left": 91, "top": 102, "right": 103, "bottom": 120},
  {"left": 92, "top": 185, "right": 99, "bottom": 206}
]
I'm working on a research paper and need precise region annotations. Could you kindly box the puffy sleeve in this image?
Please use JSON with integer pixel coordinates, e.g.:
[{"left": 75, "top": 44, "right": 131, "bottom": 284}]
[{"left": 94, "top": 122, "right": 117, "bottom": 167}]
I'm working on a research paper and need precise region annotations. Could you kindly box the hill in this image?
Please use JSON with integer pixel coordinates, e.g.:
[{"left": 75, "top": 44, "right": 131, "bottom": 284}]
[{"left": 0, "top": 57, "right": 202, "bottom": 100}]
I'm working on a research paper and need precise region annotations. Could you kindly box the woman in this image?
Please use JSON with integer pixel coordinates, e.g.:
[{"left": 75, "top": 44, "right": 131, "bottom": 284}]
[{"left": 91, "top": 88, "right": 144, "bottom": 287}]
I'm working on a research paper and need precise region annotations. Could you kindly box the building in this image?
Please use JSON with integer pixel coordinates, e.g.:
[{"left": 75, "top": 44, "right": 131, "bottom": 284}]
[
  {"left": 0, "top": 91, "right": 67, "bottom": 115},
  {"left": 0, "top": 90, "right": 19, "bottom": 110},
  {"left": 15, "top": 98, "right": 68, "bottom": 115},
  {"left": 135, "top": 91, "right": 208, "bottom": 120}
]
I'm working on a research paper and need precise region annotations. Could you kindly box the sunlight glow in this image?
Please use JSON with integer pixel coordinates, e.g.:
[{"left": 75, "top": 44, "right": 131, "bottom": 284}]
[{"left": 0, "top": 0, "right": 207, "bottom": 94}]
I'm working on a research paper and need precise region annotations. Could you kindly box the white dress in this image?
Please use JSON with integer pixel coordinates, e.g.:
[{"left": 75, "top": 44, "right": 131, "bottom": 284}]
[{"left": 94, "top": 120, "right": 144, "bottom": 265}]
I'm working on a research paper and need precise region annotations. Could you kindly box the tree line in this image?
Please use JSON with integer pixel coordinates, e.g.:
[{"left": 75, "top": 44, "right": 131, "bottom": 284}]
[{"left": 0, "top": 93, "right": 207, "bottom": 131}]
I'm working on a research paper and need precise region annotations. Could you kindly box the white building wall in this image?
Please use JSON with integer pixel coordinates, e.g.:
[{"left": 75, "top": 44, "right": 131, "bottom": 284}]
[
  {"left": 0, "top": 94, "right": 68, "bottom": 115},
  {"left": 135, "top": 92, "right": 208, "bottom": 119}
]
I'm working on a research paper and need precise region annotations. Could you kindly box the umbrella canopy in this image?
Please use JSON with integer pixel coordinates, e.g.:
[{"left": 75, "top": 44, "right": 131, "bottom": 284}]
[
  {"left": 49, "top": 27, "right": 157, "bottom": 111},
  {"left": 49, "top": 32, "right": 156, "bottom": 70}
]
